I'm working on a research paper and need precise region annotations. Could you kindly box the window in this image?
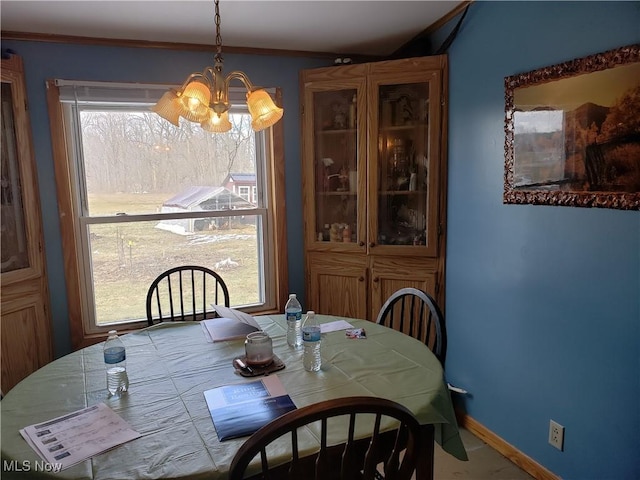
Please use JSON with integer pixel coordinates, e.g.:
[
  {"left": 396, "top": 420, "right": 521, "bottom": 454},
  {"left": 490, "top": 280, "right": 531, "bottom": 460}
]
[
  {"left": 238, "top": 186, "right": 251, "bottom": 202},
  {"left": 48, "top": 81, "right": 288, "bottom": 345},
  {"left": 252, "top": 186, "right": 258, "bottom": 204}
]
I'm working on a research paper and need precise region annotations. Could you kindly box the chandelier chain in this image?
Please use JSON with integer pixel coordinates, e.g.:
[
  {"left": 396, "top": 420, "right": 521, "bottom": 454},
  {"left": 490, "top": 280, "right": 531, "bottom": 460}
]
[{"left": 214, "top": 0, "right": 223, "bottom": 65}]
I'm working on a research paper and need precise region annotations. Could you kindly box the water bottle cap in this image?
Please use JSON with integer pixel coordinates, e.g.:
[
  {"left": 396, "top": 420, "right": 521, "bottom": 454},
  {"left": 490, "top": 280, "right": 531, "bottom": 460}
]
[
  {"left": 108, "top": 330, "right": 117, "bottom": 335},
  {"left": 307, "top": 311, "right": 315, "bottom": 315},
  {"left": 289, "top": 293, "right": 296, "bottom": 298}
]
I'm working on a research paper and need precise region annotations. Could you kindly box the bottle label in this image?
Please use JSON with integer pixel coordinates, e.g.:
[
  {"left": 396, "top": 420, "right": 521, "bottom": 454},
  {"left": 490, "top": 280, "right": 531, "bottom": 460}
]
[
  {"left": 286, "top": 311, "right": 302, "bottom": 323},
  {"left": 302, "top": 327, "right": 321, "bottom": 342},
  {"left": 104, "top": 347, "right": 126, "bottom": 364}
]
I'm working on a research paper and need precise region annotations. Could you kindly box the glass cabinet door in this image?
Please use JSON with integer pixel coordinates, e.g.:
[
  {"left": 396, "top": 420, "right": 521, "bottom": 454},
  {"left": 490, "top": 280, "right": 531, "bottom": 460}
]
[
  {"left": 1, "top": 79, "right": 30, "bottom": 273},
  {"left": 306, "top": 82, "right": 364, "bottom": 248},
  {"left": 369, "top": 72, "right": 442, "bottom": 256}
]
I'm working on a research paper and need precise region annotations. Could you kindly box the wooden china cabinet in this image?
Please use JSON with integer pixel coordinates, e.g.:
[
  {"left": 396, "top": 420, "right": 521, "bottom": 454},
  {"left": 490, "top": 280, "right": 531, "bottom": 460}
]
[
  {"left": 1, "top": 54, "right": 53, "bottom": 393},
  {"left": 300, "top": 56, "right": 449, "bottom": 321}
]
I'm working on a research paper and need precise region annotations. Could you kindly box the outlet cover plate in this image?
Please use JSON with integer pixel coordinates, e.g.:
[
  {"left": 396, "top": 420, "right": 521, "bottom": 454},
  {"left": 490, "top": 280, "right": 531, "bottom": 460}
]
[{"left": 549, "top": 419, "right": 564, "bottom": 451}]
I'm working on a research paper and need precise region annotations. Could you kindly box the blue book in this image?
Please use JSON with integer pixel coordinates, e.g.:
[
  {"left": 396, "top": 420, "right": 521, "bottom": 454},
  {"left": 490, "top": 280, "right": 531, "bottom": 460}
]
[{"left": 204, "top": 375, "right": 296, "bottom": 441}]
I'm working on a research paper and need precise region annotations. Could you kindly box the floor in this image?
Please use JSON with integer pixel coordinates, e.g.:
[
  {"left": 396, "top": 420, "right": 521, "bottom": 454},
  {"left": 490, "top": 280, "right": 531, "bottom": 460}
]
[{"left": 433, "top": 428, "right": 534, "bottom": 479}]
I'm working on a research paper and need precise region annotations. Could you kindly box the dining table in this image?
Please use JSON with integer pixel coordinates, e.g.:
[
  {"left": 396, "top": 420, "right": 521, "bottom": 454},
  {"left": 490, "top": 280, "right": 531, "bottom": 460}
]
[{"left": 1, "top": 314, "right": 467, "bottom": 479}]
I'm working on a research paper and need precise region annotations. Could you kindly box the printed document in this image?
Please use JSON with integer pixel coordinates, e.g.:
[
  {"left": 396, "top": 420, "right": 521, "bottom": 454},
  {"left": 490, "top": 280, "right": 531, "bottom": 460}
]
[{"left": 19, "top": 403, "right": 141, "bottom": 470}]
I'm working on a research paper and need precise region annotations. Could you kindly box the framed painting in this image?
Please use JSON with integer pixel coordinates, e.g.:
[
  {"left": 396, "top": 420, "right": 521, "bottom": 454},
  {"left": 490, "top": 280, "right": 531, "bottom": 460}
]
[{"left": 504, "top": 44, "right": 640, "bottom": 210}]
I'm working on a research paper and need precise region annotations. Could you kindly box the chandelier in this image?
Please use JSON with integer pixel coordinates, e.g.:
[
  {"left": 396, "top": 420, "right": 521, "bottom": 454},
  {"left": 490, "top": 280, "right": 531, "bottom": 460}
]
[{"left": 152, "top": 0, "right": 283, "bottom": 133}]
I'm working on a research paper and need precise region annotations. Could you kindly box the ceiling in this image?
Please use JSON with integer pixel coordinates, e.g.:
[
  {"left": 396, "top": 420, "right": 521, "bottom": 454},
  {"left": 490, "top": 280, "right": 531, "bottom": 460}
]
[{"left": 1, "top": 1, "right": 465, "bottom": 57}]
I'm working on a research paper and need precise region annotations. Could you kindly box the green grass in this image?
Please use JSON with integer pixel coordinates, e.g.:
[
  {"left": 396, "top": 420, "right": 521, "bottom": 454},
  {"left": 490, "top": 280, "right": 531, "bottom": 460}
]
[{"left": 87, "top": 193, "right": 260, "bottom": 325}]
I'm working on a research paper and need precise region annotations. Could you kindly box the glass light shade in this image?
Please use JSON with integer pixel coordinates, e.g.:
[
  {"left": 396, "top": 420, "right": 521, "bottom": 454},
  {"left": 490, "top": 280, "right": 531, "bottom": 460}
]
[
  {"left": 182, "top": 80, "right": 211, "bottom": 108},
  {"left": 176, "top": 97, "right": 210, "bottom": 123},
  {"left": 247, "top": 89, "right": 284, "bottom": 131},
  {"left": 151, "top": 90, "right": 181, "bottom": 127},
  {"left": 201, "top": 110, "right": 232, "bottom": 133}
]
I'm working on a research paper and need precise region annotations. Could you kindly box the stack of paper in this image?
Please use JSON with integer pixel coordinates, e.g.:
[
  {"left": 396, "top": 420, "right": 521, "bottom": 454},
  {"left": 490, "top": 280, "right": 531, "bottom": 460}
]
[{"left": 19, "top": 403, "right": 141, "bottom": 471}]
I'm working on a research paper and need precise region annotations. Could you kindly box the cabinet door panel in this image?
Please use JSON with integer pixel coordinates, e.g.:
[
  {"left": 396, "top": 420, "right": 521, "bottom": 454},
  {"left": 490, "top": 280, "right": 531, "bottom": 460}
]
[
  {"left": 301, "top": 77, "right": 367, "bottom": 252},
  {"left": 370, "top": 257, "right": 438, "bottom": 321},
  {"left": 1, "top": 297, "right": 49, "bottom": 393},
  {"left": 307, "top": 253, "right": 368, "bottom": 320},
  {"left": 368, "top": 68, "right": 443, "bottom": 257}
]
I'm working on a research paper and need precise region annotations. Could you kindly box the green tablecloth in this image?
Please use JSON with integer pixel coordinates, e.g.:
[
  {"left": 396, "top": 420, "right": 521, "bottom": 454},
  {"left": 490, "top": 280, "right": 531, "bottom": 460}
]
[{"left": 1, "top": 315, "right": 467, "bottom": 479}]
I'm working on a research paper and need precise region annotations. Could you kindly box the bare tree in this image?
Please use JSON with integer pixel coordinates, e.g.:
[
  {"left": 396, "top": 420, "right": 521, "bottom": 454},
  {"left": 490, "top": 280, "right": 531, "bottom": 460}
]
[{"left": 80, "top": 108, "right": 256, "bottom": 196}]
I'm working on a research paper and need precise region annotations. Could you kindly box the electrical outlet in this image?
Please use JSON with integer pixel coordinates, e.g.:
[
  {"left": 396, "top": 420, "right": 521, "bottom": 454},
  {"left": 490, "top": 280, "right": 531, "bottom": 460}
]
[{"left": 549, "top": 420, "right": 564, "bottom": 451}]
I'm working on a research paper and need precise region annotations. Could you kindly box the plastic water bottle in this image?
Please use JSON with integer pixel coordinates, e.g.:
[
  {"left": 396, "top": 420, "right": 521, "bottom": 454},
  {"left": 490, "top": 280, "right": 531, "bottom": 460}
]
[
  {"left": 302, "top": 311, "right": 322, "bottom": 371},
  {"left": 104, "top": 330, "right": 129, "bottom": 396},
  {"left": 285, "top": 293, "right": 303, "bottom": 347}
]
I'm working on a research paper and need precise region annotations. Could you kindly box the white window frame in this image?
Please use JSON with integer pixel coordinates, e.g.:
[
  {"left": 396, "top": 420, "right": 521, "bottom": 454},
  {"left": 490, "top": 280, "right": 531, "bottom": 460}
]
[
  {"left": 238, "top": 185, "right": 251, "bottom": 202},
  {"left": 47, "top": 80, "right": 288, "bottom": 343}
]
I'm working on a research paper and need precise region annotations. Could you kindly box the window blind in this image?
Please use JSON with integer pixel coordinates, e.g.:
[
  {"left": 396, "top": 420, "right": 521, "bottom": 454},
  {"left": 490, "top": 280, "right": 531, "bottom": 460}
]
[{"left": 54, "top": 79, "right": 259, "bottom": 106}]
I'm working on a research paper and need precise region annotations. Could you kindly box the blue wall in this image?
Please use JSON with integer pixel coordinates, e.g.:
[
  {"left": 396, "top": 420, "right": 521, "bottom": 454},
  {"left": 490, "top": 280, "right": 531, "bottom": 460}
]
[
  {"left": 434, "top": 2, "right": 640, "bottom": 479},
  {"left": 4, "top": 2, "right": 640, "bottom": 478},
  {"left": 0, "top": 40, "right": 328, "bottom": 355}
]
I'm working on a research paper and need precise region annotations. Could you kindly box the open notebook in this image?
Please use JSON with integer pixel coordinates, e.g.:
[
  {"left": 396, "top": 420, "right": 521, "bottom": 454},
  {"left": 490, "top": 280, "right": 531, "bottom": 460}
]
[{"left": 201, "top": 305, "right": 260, "bottom": 342}]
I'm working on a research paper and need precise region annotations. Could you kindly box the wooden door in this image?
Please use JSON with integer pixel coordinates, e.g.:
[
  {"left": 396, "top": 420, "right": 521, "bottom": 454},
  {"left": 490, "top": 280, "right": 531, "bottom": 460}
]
[
  {"left": 1, "top": 55, "right": 53, "bottom": 394},
  {"left": 306, "top": 252, "right": 368, "bottom": 320},
  {"left": 369, "top": 256, "right": 439, "bottom": 322}
]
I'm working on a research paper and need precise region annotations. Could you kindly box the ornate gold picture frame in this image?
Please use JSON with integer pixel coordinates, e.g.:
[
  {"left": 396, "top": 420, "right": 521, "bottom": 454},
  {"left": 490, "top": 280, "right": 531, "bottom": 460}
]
[{"left": 504, "top": 44, "right": 640, "bottom": 210}]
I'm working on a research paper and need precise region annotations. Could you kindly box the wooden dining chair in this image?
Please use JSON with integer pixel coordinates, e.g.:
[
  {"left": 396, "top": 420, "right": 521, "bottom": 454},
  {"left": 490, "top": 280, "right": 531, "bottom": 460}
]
[
  {"left": 145, "top": 265, "right": 230, "bottom": 326},
  {"left": 377, "top": 288, "right": 469, "bottom": 397},
  {"left": 376, "top": 288, "right": 446, "bottom": 365},
  {"left": 228, "top": 396, "right": 423, "bottom": 480}
]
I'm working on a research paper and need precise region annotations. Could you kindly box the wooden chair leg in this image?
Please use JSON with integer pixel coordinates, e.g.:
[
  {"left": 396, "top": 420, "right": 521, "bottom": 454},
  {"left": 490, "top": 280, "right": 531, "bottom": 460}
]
[{"left": 415, "top": 424, "right": 435, "bottom": 480}]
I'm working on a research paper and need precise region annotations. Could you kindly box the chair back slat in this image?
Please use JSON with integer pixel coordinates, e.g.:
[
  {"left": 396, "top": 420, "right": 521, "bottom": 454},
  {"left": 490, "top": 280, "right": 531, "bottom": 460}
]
[
  {"left": 289, "top": 430, "right": 301, "bottom": 478},
  {"left": 362, "top": 413, "right": 382, "bottom": 479},
  {"left": 340, "top": 413, "right": 358, "bottom": 478},
  {"left": 146, "top": 265, "right": 230, "bottom": 326},
  {"left": 153, "top": 288, "right": 162, "bottom": 320},
  {"left": 315, "top": 419, "right": 330, "bottom": 478},
  {"left": 376, "top": 287, "right": 447, "bottom": 365},
  {"left": 168, "top": 275, "right": 176, "bottom": 319},
  {"left": 229, "top": 396, "right": 423, "bottom": 480},
  {"left": 199, "top": 270, "right": 206, "bottom": 318},
  {"left": 259, "top": 449, "right": 269, "bottom": 479},
  {"left": 177, "top": 271, "right": 187, "bottom": 320}
]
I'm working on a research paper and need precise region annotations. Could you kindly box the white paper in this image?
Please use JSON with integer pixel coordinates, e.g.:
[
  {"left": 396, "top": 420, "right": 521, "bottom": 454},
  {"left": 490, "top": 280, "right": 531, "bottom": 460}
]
[
  {"left": 212, "top": 305, "right": 260, "bottom": 329},
  {"left": 201, "top": 306, "right": 261, "bottom": 343},
  {"left": 320, "top": 320, "right": 354, "bottom": 333},
  {"left": 200, "top": 317, "right": 259, "bottom": 343},
  {"left": 19, "top": 403, "right": 141, "bottom": 470}
]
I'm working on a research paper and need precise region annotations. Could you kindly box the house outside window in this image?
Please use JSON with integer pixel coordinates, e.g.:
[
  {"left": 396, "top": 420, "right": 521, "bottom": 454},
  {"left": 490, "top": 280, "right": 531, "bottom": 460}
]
[
  {"left": 47, "top": 81, "right": 288, "bottom": 343},
  {"left": 222, "top": 173, "right": 257, "bottom": 205}
]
